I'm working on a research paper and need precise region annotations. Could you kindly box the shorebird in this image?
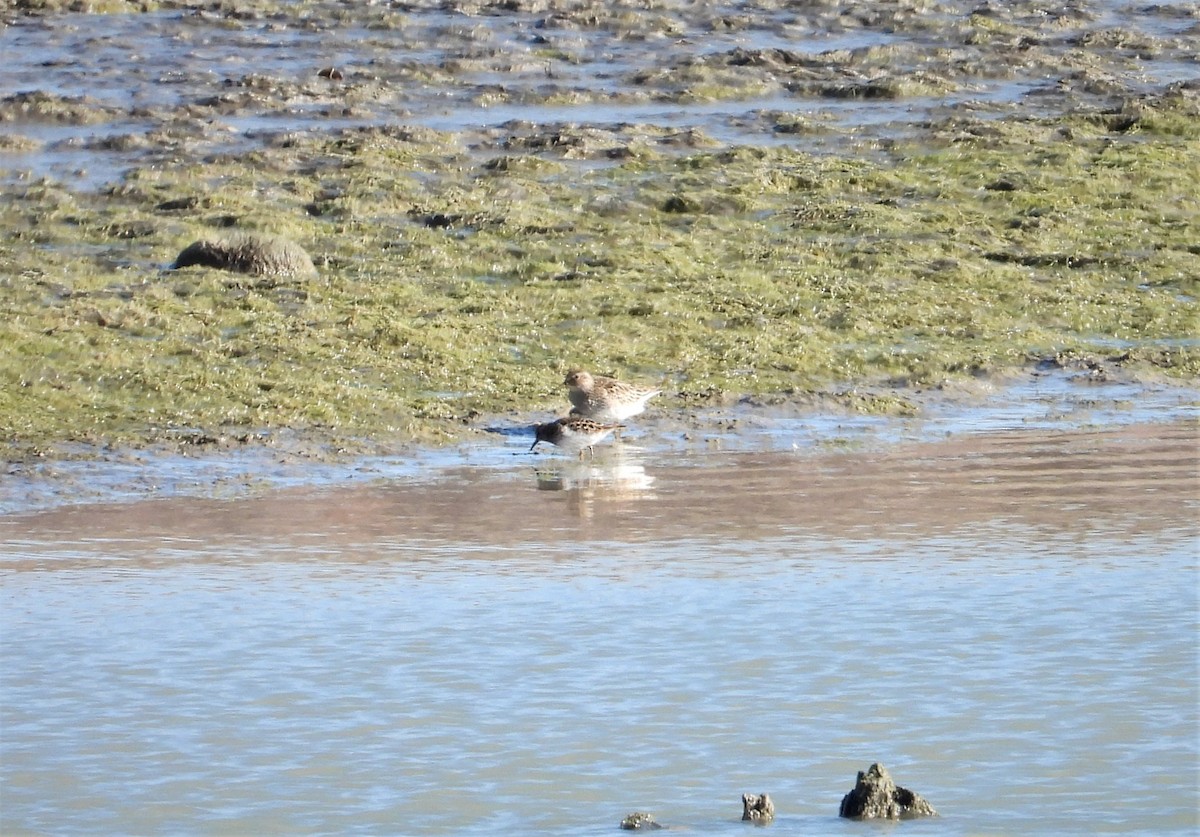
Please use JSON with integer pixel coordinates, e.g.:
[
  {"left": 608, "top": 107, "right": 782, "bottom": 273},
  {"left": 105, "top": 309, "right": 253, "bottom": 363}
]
[
  {"left": 563, "top": 369, "right": 661, "bottom": 424},
  {"left": 530, "top": 415, "right": 624, "bottom": 459}
]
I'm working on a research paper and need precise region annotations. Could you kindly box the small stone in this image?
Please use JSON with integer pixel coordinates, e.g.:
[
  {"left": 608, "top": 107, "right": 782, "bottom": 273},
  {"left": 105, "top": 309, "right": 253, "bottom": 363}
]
[
  {"left": 619, "top": 811, "right": 662, "bottom": 830},
  {"left": 742, "top": 792, "right": 775, "bottom": 822}
]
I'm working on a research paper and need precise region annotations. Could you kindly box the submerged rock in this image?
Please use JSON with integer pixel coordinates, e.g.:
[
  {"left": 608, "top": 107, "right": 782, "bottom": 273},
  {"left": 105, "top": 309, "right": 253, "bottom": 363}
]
[
  {"left": 742, "top": 792, "right": 775, "bottom": 823},
  {"left": 169, "top": 233, "right": 317, "bottom": 279},
  {"left": 619, "top": 811, "right": 662, "bottom": 830},
  {"left": 838, "top": 763, "right": 937, "bottom": 820}
]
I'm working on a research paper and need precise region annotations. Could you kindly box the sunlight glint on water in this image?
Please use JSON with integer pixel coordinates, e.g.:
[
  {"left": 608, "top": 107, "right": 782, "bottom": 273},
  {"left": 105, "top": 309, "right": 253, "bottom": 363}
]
[{"left": 3, "top": 511, "right": 1197, "bottom": 836}]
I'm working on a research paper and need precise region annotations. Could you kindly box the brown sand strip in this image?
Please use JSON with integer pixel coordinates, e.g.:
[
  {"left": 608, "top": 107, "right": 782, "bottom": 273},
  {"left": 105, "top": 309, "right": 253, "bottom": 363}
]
[{"left": 2, "top": 422, "right": 1195, "bottom": 568}]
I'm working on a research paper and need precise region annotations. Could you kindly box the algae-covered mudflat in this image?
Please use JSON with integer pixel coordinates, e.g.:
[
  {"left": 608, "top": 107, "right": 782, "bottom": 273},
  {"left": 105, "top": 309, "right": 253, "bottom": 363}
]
[{"left": 1, "top": 0, "right": 1197, "bottom": 458}]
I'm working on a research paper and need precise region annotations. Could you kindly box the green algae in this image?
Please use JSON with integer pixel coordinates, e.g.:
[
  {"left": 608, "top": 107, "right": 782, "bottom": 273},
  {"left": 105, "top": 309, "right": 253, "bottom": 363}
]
[{"left": 2, "top": 96, "right": 1197, "bottom": 453}]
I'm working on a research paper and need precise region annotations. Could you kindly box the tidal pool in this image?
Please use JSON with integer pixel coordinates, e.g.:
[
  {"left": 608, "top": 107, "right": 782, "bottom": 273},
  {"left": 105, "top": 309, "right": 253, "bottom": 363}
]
[{"left": 2, "top": 419, "right": 1196, "bottom": 835}]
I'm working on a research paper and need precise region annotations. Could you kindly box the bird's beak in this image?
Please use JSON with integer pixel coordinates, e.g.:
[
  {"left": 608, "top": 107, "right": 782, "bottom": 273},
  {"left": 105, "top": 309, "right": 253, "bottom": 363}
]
[{"left": 529, "top": 439, "right": 540, "bottom": 452}]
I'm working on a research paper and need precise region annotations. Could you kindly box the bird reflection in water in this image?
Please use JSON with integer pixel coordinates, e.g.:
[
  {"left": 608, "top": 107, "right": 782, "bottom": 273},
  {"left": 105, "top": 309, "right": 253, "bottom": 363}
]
[{"left": 532, "top": 453, "right": 656, "bottom": 519}]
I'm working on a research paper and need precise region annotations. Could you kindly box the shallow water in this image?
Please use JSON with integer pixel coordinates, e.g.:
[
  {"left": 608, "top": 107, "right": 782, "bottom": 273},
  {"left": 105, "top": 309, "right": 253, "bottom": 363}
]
[
  {"left": 2, "top": 420, "right": 1197, "bottom": 835},
  {"left": 2, "top": 0, "right": 1195, "bottom": 188},
  {"left": 4, "top": 367, "right": 1195, "bottom": 514}
]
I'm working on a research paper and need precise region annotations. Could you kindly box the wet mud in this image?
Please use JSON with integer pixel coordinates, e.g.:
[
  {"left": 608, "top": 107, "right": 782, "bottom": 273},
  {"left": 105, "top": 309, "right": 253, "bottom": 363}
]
[
  {"left": 1, "top": 1, "right": 1197, "bottom": 485},
  {"left": 2, "top": 0, "right": 1196, "bottom": 185},
  {"left": 4, "top": 418, "right": 1196, "bottom": 559},
  {"left": 2, "top": 362, "right": 1196, "bottom": 516}
]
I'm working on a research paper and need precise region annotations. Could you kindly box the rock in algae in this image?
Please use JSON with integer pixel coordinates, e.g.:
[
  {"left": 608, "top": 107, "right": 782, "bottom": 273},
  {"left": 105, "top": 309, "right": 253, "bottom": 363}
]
[{"left": 170, "top": 233, "right": 317, "bottom": 279}]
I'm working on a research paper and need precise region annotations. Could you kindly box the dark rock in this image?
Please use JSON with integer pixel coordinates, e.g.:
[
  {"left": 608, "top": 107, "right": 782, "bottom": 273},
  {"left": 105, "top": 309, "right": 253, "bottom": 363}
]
[
  {"left": 839, "top": 763, "right": 937, "bottom": 820},
  {"left": 742, "top": 792, "right": 775, "bottom": 823},
  {"left": 169, "top": 233, "right": 317, "bottom": 279},
  {"left": 619, "top": 811, "right": 662, "bottom": 830},
  {"left": 661, "top": 194, "right": 698, "bottom": 213},
  {"left": 156, "top": 196, "right": 201, "bottom": 212}
]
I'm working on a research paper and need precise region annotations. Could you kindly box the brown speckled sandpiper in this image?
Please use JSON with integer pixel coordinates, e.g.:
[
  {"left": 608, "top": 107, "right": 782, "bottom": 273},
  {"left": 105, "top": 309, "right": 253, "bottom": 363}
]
[
  {"left": 563, "top": 369, "right": 661, "bottom": 423},
  {"left": 530, "top": 415, "right": 624, "bottom": 459}
]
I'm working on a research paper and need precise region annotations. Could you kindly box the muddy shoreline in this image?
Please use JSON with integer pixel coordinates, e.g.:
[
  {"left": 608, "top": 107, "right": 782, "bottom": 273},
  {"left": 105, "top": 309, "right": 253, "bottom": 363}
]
[
  {"left": 3, "top": 362, "right": 1196, "bottom": 517},
  {"left": 5, "top": 413, "right": 1197, "bottom": 560},
  {"left": 4, "top": 0, "right": 1197, "bottom": 183},
  {"left": 1, "top": 1, "right": 1197, "bottom": 466}
]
